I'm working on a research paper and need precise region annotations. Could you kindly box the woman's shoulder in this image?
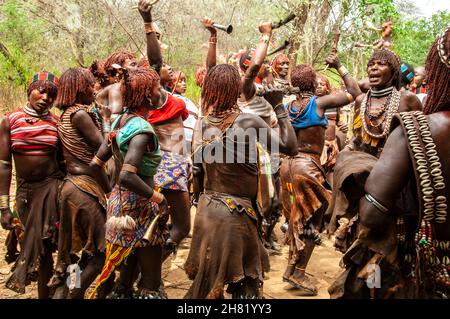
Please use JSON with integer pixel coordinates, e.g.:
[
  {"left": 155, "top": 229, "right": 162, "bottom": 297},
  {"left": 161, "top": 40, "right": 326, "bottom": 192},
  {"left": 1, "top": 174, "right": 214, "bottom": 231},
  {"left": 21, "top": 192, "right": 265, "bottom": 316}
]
[
  {"left": 234, "top": 112, "right": 267, "bottom": 129},
  {"left": 124, "top": 115, "right": 149, "bottom": 128},
  {"left": 400, "top": 90, "right": 422, "bottom": 112},
  {"left": 124, "top": 116, "right": 155, "bottom": 134}
]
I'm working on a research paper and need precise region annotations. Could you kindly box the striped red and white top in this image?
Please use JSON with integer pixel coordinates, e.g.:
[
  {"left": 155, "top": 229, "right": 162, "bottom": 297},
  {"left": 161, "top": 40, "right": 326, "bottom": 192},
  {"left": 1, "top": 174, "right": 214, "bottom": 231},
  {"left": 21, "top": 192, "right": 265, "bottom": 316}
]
[{"left": 7, "top": 108, "right": 59, "bottom": 156}]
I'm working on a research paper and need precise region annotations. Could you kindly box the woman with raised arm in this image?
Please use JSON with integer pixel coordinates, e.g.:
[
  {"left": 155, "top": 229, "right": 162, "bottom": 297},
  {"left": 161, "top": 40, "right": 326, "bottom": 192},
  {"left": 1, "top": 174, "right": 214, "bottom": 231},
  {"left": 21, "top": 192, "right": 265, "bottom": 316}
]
[
  {"left": 95, "top": 0, "right": 163, "bottom": 122},
  {"left": 279, "top": 55, "right": 362, "bottom": 295},
  {"left": 330, "top": 26, "right": 450, "bottom": 299},
  {"left": 141, "top": 1, "right": 191, "bottom": 258},
  {"left": 184, "top": 63, "right": 298, "bottom": 299},
  {"left": 326, "top": 48, "right": 423, "bottom": 253},
  {"left": 88, "top": 67, "right": 169, "bottom": 299}
]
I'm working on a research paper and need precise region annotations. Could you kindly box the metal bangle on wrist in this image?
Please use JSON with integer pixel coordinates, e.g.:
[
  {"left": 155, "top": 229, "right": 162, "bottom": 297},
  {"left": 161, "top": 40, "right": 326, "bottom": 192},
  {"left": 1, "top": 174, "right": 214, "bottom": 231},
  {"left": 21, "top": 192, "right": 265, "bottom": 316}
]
[
  {"left": 276, "top": 112, "right": 289, "bottom": 120},
  {"left": 0, "top": 195, "right": 10, "bottom": 210},
  {"left": 261, "top": 34, "right": 270, "bottom": 44},
  {"left": 144, "top": 22, "right": 156, "bottom": 34},
  {"left": 275, "top": 104, "right": 289, "bottom": 120},
  {"left": 102, "top": 122, "right": 111, "bottom": 133},
  {"left": 273, "top": 103, "right": 284, "bottom": 111},
  {"left": 92, "top": 155, "right": 106, "bottom": 168},
  {"left": 209, "top": 36, "right": 217, "bottom": 45},
  {"left": 274, "top": 103, "right": 286, "bottom": 115},
  {"left": 338, "top": 65, "right": 350, "bottom": 78}
]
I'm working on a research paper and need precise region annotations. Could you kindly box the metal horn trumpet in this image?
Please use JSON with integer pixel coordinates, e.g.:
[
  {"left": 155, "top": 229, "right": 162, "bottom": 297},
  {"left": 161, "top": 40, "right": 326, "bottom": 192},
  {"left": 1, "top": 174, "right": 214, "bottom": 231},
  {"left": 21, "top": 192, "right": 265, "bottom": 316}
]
[
  {"left": 365, "top": 20, "right": 383, "bottom": 32},
  {"left": 268, "top": 40, "right": 291, "bottom": 56},
  {"left": 212, "top": 23, "right": 233, "bottom": 34},
  {"left": 272, "top": 12, "right": 296, "bottom": 30},
  {"left": 143, "top": 213, "right": 160, "bottom": 244}
]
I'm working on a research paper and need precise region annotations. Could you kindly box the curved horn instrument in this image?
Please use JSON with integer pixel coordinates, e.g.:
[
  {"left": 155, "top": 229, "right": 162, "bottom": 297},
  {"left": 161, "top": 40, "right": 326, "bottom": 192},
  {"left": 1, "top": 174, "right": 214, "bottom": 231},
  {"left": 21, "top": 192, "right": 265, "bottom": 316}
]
[
  {"left": 212, "top": 23, "right": 233, "bottom": 34},
  {"left": 268, "top": 40, "right": 291, "bottom": 56},
  {"left": 365, "top": 20, "right": 383, "bottom": 32},
  {"left": 272, "top": 12, "right": 296, "bottom": 30},
  {"left": 143, "top": 213, "right": 160, "bottom": 244}
]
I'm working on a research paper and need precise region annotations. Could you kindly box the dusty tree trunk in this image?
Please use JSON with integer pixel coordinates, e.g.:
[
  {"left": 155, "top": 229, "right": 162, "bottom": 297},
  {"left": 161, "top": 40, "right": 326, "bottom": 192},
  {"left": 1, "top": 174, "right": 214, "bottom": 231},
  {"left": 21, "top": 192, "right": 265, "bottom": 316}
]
[
  {"left": 68, "top": 34, "right": 86, "bottom": 67},
  {"left": 312, "top": 0, "right": 334, "bottom": 63},
  {"left": 288, "top": 1, "right": 311, "bottom": 68}
]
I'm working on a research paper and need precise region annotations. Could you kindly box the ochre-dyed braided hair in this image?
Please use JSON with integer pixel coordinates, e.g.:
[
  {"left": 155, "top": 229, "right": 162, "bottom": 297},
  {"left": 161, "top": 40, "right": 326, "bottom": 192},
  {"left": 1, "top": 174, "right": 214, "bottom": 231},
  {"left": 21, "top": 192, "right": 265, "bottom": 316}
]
[
  {"left": 195, "top": 64, "right": 207, "bottom": 88},
  {"left": 201, "top": 64, "right": 241, "bottom": 116},
  {"left": 27, "top": 81, "right": 58, "bottom": 100},
  {"left": 89, "top": 59, "right": 109, "bottom": 88},
  {"left": 423, "top": 26, "right": 450, "bottom": 114},
  {"left": 55, "top": 68, "right": 95, "bottom": 110},
  {"left": 367, "top": 48, "right": 402, "bottom": 90},
  {"left": 291, "top": 64, "right": 317, "bottom": 93},
  {"left": 271, "top": 54, "right": 290, "bottom": 74},
  {"left": 103, "top": 51, "right": 136, "bottom": 77},
  {"left": 138, "top": 56, "right": 150, "bottom": 69},
  {"left": 121, "top": 67, "right": 160, "bottom": 110},
  {"left": 316, "top": 74, "right": 331, "bottom": 97}
]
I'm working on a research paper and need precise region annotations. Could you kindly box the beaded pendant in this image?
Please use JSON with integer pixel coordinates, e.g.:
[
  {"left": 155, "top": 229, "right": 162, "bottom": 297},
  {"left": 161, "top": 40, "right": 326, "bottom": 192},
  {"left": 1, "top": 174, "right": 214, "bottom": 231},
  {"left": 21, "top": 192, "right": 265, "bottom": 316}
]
[{"left": 360, "top": 88, "right": 401, "bottom": 140}]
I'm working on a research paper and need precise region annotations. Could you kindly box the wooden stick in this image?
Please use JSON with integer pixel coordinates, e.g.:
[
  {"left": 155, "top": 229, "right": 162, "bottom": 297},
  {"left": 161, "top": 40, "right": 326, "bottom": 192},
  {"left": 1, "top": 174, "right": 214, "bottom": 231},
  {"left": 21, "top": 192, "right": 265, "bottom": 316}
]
[
  {"left": 331, "top": 32, "right": 341, "bottom": 55},
  {"left": 322, "top": 29, "right": 341, "bottom": 73}
]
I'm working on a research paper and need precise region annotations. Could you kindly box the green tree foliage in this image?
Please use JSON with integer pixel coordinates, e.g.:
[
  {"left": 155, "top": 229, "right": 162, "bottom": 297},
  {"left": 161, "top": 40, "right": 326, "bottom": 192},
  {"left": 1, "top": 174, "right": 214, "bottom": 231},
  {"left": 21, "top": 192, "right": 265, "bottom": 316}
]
[
  {"left": 393, "top": 11, "right": 450, "bottom": 66},
  {"left": 0, "top": 0, "right": 448, "bottom": 107},
  {"left": 361, "top": 0, "right": 399, "bottom": 22},
  {"left": 0, "top": 0, "right": 48, "bottom": 87}
]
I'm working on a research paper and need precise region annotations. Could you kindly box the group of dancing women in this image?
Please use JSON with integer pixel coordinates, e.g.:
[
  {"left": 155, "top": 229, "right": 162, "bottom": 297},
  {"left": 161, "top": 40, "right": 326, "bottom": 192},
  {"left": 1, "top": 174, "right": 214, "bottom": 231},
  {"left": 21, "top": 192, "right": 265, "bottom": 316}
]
[{"left": 0, "top": 0, "right": 449, "bottom": 299}]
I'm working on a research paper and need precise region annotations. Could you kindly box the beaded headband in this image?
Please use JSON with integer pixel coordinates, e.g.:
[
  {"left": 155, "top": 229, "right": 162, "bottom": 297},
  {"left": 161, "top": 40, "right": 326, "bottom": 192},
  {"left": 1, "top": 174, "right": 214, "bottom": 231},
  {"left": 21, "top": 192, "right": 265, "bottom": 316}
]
[
  {"left": 401, "top": 63, "right": 414, "bottom": 81},
  {"left": 239, "top": 49, "right": 255, "bottom": 73},
  {"left": 437, "top": 26, "right": 450, "bottom": 69},
  {"left": 30, "top": 71, "right": 60, "bottom": 86}
]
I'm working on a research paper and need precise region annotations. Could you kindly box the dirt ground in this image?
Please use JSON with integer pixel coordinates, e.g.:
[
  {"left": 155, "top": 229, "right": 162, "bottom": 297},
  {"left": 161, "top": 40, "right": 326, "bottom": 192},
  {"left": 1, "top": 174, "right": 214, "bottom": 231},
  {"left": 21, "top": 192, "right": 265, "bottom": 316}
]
[{"left": 0, "top": 208, "right": 343, "bottom": 299}]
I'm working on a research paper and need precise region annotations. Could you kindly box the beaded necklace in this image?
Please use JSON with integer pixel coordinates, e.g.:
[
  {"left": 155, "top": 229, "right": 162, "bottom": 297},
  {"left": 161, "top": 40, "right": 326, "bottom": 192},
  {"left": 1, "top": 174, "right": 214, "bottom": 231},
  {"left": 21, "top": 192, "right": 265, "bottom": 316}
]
[
  {"left": 297, "top": 91, "right": 314, "bottom": 99},
  {"left": 360, "top": 88, "right": 401, "bottom": 139},
  {"left": 206, "top": 106, "right": 240, "bottom": 126},
  {"left": 370, "top": 86, "right": 394, "bottom": 98},
  {"left": 23, "top": 104, "right": 49, "bottom": 118},
  {"left": 288, "top": 91, "right": 314, "bottom": 121},
  {"left": 205, "top": 115, "right": 225, "bottom": 126},
  {"left": 367, "top": 94, "right": 392, "bottom": 121}
]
